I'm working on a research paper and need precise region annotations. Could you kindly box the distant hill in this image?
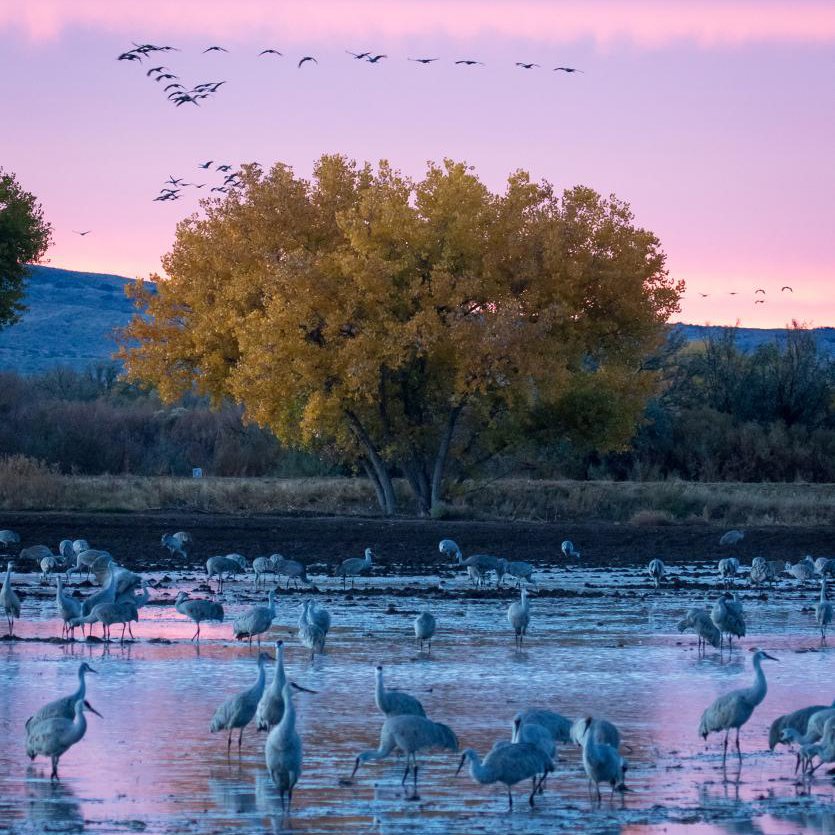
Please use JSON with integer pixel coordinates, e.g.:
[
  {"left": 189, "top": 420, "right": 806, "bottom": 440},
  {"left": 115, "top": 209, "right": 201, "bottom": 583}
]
[
  {"left": 670, "top": 323, "right": 835, "bottom": 356},
  {"left": 0, "top": 265, "right": 148, "bottom": 374},
  {"left": 0, "top": 265, "right": 831, "bottom": 374}
]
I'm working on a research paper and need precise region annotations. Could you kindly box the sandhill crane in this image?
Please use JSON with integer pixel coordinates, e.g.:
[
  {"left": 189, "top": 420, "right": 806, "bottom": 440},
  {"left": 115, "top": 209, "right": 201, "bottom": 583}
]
[
  {"left": 718, "top": 557, "right": 740, "bottom": 586},
  {"left": 303, "top": 598, "right": 331, "bottom": 636},
  {"left": 512, "top": 709, "right": 572, "bottom": 744},
  {"left": 677, "top": 607, "right": 721, "bottom": 653},
  {"left": 508, "top": 588, "right": 531, "bottom": 649},
  {"left": 457, "top": 743, "right": 554, "bottom": 808},
  {"left": 273, "top": 555, "right": 310, "bottom": 588},
  {"left": 72, "top": 540, "right": 90, "bottom": 555},
  {"left": 211, "top": 651, "right": 270, "bottom": 754},
  {"left": 768, "top": 701, "right": 835, "bottom": 750},
  {"left": 374, "top": 665, "right": 426, "bottom": 718},
  {"left": 749, "top": 557, "right": 774, "bottom": 587},
  {"left": 414, "top": 610, "right": 436, "bottom": 653},
  {"left": 778, "top": 709, "right": 835, "bottom": 773},
  {"left": 561, "top": 540, "right": 580, "bottom": 559},
  {"left": 256, "top": 641, "right": 287, "bottom": 730},
  {"left": 815, "top": 578, "right": 832, "bottom": 642},
  {"left": 26, "top": 699, "right": 89, "bottom": 781},
  {"left": 711, "top": 593, "right": 746, "bottom": 651},
  {"left": 570, "top": 716, "right": 621, "bottom": 749},
  {"left": 336, "top": 548, "right": 373, "bottom": 588},
  {"left": 647, "top": 558, "right": 665, "bottom": 588},
  {"left": 579, "top": 717, "right": 628, "bottom": 803},
  {"left": 71, "top": 549, "right": 112, "bottom": 582},
  {"left": 39, "top": 554, "right": 66, "bottom": 583},
  {"left": 252, "top": 556, "right": 275, "bottom": 590},
  {"left": 161, "top": 531, "right": 192, "bottom": 558},
  {"left": 510, "top": 722, "right": 555, "bottom": 758},
  {"left": 786, "top": 557, "right": 815, "bottom": 583},
  {"left": 206, "top": 554, "right": 248, "bottom": 592},
  {"left": 174, "top": 591, "right": 224, "bottom": 640},
  {"left": 233, "top": 590, "right": 277, "bottom": 648},
  {"left": 802, "top": 717, "right": 835, "bottom": 775},
  {"left": 720, "top": 530, "right": 745, "bottom": 546},
  {"left": 21, "top": 544, "right": 54, "bottom": 564},
  {"left": 440, "top": 539, "right": 501, "bottom": 586},
  {"left": 351, "top": 714, "right": 458, "bottom": 789},
  {"left": 497, "top": 559, "right": 536, "bottom": 587},
  {"left": 0, "top": 529, "right": 20, "bottom": 549},
  {"left": 76, "top": 598, "right": 140, "bottom": 642},
  {"left": 25, "top": 663, "right": 101, "bottom": 732},
  {"left": 1, "top": 561, "right": 20, "bottom": 634},
  {"left": 298, "top": 601, "right": 326, "bottom": 660},
  {"left": 81, "top": 565, "right": 117, "bottom": 616},
  {"left": 698, "top": 649, "right": 777, "bottom": 766},
  {"left": 56, "top": 577, "right": 84, "bottom": 639},
  {"left": 265, "top": 680, "right": 302, "bottom": 809}
]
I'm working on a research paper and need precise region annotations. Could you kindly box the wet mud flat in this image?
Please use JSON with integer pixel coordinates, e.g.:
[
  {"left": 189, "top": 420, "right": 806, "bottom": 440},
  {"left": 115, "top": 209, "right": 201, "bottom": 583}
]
[
  {"left": 2, "top": 555, "right": 835, "bottom": 835},
  {"left": 2, "top": 510, "right": 832, "bottom": 574}
]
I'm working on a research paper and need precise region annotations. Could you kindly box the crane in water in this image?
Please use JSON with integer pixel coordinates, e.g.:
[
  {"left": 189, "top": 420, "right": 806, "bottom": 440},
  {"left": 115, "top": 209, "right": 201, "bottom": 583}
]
[
  {"left": 711, "top": 593, "right": 746, "bottom": 651},
  {"left": 56, "top": 576, "right": 85, "bottom": 639},
  {"left": 414, "top": 610, "right": 436, "bottom": 654},
  {"left": 252, "top": 556, "right": 275, "bottom": 589},
  {"left": 1, "top": 561, "right": 20, "bottom": 635},
  {"left": 578, "top": 716, "right": 628, "bottom": 804},
  {"left": 374, "top": 665, "right": 426, "bottom": 718},
  {"left": 256, "top": 641, "right": 287, "bottom": 730},
  {"left": 233, "top": 590, "right": 277, "bottom": 648},
  {"left": 768, "top": 701, "right": 835, "bottom": 751},
  {"left": 351, "top": 714, "right": 458, "bottom": 790},
  {"left": 298, "top": 600, "right": 326, "bottom": 660},
  {"left": 457, "top": 743, "right": 554, "bottom": 808},
  {"left": 161, "top": 531, "right": 192, "bottom": 558},
  {"left": 206, "top": 554, "right": 248, "bottom": 593},
  {"left": 335, "top": 548, "right": 373, "bottom": 589},
  {"left": 174, "top": 592, "right": 224, "bottom": 640},
  {"left": 211, "top": 652, "right": 270, "bottom": 754},
  {"left": 749, "top": 557, "right": 774, "bottom": 587},
  {"left": 785, "top": 556, "right": 815, "bottom": 583},
  {"left": 677, "top": 607, "right": 721, "bottom": 654},
  {"left": 698, "top": 649, "right": 778, "bottom": 766},
  {"left": 25, "top": 663, "right": 102, "bottom": 732},
  {"left": 508, "top": 588, "right": 531, "bottom": 649},
  {"left": 440, "top": 539, "right": 503, "bottom": 586},
  {"left": 265, "top": 680, "right": 302, "bottom": 810},
  {"left": 273, "top": 555, "right": 311, "bottom": 588},
  {"left": 497, "top": 559, "right": 536, "bottom": 587},
  {"left": 512, "top": 709, "right": 572, "bottom": 744},
  {"left": 0, "top": 529, "right": 20, "bottom": 550},
  {"left": 647, "top": 559, "right": 665, "bottom": 588},
  {"left": 570, "top": 716, "right": 621, "bottom": 749},
  {"left": 815, "top": 577, "right": 832, "bottom": 643},
  {"left": 561, "top": 540, "right": 580, "bottom": 559},
  {"left": 718, "top": 557, "right": 740, "bottom": 587},
  {"left": 26, "top": 699, "right": 90, "bottom": 781}
]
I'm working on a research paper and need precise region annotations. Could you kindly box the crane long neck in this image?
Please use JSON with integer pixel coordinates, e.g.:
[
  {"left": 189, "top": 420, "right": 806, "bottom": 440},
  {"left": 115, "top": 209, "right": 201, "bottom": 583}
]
[
  {"left": 749, "top": 656, "right": 768, "bottom": 704},
  {"left": 466, "top": 752, "right": 491, "bottom": 783},
  {"left": 3, "top": 563, "right": 10, "bottom": 587},
  {"left": 822, "top": 581, "right": 828, "bottom": 603},
  {"left": 69, "top": 709, "right": 87, "bottom": 744},
  {"left": 277, "top": 686, "right": 296, "bottom": 737},
  {"left": 375, "top": 671, "right": 386, "bottom": 706},
  {"left": 74, "top": 668, "right": 87, "bottom": 702},
  {"left": 271, "top": 649, "right": 286, "bottom": 692}
]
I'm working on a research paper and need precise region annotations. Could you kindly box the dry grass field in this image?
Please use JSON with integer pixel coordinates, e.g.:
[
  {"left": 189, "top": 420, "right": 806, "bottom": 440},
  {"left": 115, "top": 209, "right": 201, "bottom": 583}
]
[{"left": 1, "top": 454, "right": 833, "bottom": 526}]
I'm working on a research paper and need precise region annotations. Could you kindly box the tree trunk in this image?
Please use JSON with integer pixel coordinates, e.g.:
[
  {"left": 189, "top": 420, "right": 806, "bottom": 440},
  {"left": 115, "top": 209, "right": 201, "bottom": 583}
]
[
  {"left": 401, "top": 458, "right": 431, "bottom": 517},
  {"left": 361, "top": 458, "right": 387, "bottom": 515},
  {"left": 430, "top": 404, "right": 464, "bottom": 512},
  {"left": 345, "top": 410, "right": 397, "bottom": 515}
]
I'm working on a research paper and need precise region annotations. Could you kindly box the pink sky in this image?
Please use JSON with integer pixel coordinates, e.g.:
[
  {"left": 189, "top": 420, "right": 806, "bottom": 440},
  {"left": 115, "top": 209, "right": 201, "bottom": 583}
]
[{"left": 1, "top": 0, "right": 833, "bottom": 327}]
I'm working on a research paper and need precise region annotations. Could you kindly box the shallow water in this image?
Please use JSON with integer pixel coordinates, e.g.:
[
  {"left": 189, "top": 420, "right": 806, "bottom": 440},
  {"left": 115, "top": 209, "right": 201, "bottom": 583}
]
[{"left": 1, "top": 563, "right": 834, "bottom": 835}]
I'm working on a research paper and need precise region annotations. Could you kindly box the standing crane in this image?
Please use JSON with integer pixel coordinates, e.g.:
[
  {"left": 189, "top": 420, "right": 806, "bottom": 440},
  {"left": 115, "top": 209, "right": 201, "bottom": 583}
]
[
  {"left": 414, "top": 610, "right": 436, "bottom": 654},
  {"left": 174, "top": 592, "right": 224, "bottom": 640},
  {"left": 265, "top": 681, "right": 302, "bottom": 810},
  {"left": 335, "top": 548, "right": 373, "bottom": 589},
  {"left": 457, "top": 743, "right": 554, "bottom": 809},
  {"left": 211, "top": 652, "right": 271, "bottom": 755},
  {"left": 233, "top": 590, "right": 277, "bottom": 648},
  {"left": 1, "top": 561, "right": 20, "bottom": 634},
  {"left": 507, "top": 588, "right": 531, "bottom": 649},
  {"left": 26, "top": 699, "right": 90, "bottom": 781},
  {"left": 374, "top": 665, "right": 426, "bottom": 718}
]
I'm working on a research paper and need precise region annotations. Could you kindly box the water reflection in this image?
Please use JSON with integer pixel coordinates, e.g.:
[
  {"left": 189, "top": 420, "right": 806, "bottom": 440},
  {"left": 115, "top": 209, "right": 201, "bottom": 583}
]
[{"left": 25, "top": 772, "right": 84, "bottom": 833}]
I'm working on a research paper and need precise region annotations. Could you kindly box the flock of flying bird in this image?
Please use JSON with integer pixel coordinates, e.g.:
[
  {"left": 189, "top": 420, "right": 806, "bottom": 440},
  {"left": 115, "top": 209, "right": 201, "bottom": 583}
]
[{"left": 1, "top": 525, "right": 833, "bottom": 813}]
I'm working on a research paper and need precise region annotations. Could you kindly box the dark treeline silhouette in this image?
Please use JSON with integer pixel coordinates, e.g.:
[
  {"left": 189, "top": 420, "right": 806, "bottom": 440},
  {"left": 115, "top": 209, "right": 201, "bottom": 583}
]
[{"left": 0, "top": 325, "right": 832, "bottom": 483}]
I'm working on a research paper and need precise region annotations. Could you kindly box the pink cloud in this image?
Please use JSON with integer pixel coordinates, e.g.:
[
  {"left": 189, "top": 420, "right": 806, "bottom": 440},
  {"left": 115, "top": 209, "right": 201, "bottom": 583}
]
[{"left": 4, "top": 0, "right": 835, "bottom": 48}]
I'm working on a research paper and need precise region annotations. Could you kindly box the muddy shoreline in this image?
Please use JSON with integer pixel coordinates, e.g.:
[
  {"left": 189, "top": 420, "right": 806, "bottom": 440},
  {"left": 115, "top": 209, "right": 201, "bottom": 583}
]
[{"left": 1, "top": 510, "right": 831, "bottom": 574}]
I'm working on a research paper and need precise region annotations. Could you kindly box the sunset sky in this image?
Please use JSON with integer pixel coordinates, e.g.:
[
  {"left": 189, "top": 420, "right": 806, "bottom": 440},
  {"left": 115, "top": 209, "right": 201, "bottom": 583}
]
[{"left": 1, "top": 0, "right": 833, "bottom": 327}]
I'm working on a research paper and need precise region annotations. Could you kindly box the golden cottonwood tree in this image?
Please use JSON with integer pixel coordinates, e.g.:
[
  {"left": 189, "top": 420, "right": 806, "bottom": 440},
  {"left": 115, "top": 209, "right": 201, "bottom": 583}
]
[{"left": 121, "top": 156, "right": 682, "bottom": 515}]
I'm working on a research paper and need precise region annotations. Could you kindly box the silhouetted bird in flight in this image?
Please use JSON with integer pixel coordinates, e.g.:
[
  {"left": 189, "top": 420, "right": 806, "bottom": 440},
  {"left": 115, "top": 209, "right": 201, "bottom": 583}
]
[
  {"left": 211, "top": 186, "right": 229, "bottom": 193},
  {"left": 699, "top": 293, "right": 709, "bottom": 297},
  {"left": 755, "top": 288, "right": 765, "bottom": 294},
  {"left": 146, "top": 66, "right": 168, "bottom": 76},
  {"left": 298, "top": 56, "right": 318, "bottom": 68},
  {"left": 455, "top": 59, "right": 484, "bottom": 66},
  {"left": 216, "top": 164, "right": 232, "bottom": 172},
  {"left": 166, "top": 176, "right": 185, "bottom": 185},
  {"left": 755, "top": 299, "right": 765, "bottom": 304},
  {"left": 198, "top": 161, "right": 213, "bottom": 168},
  {"left": 346, "top": 51, "right": 371, "bottom": 60},
  {"left": 409, "top": 57, "right": 439, "bottom": 64},
  {"left": 117, "top": 52, "right": 142, "bottom": 62},
  {"left": 164, "top": 83, "right": 184, "bottom": 92},
  {"left": 728, "top": 292, "right": 738, "bottom": 295},
  {"left": 781, "top": 285, "right": 793, "bottom": 292},
  {"left": 193, "top": 184, "right": 207, "bottom": 188},
  {"left": 72, "top": 230, "right": 91, "bottom": 236},
  {"left": 553, "top": 66, "right": 583, "bottom": 73},
  {"left": 203, "top": 46, "right": 228, "bottom": 53},
  {"left": 366, "top": 54, "right": 387, "bottom": 63},
  {"left": 260, "top": 49, "right": 283, "bottom": 56},
  {"left": 155, "top": 73, "right": 178, "bottom": 82},
  {"left": 515, "top": 62, "right": 540, "bottom": 69}
]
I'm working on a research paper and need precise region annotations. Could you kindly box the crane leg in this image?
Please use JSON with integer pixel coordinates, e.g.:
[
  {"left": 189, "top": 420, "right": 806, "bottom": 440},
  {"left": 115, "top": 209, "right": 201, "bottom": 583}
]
[
  {"left": 507, "top": 788, "right": 513, "bottom": 809},
  {"left": 427, "top": 641, "right": 431, "bottom": 656},
  {"left": 227, "top": 730, "right": 233, "bottom": 756},
  {"left": 722, "top": 730, "right": 728, "bottom": 768},
  {"left": 51, "top": 756, "right": 59, "bottom": 781},
  {"left": 735, "top": 728, "right": 742, "bottom": 761},
  {"left": 238, "top": 727, "right": 244, "bottom": 754},
  {"left": 401, "top": 761, "right": 411, "bottom": 785},
  {"left": 413, "top": 762, "right": 418, "bottom": 790}
]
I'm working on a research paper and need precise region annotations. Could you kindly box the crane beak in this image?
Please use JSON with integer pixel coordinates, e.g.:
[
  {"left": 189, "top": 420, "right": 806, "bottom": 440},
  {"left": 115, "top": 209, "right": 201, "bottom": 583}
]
[
  {"left": 763, "top": 652, "right": 779, "bottom": 661},
  {"left": 290, "top": 681, "right": 318, "bottom": 694},
  {"left": 455, "top": 754, "right": 466, "bottom": 776},
  {"left": 84, "top": 700, "right": 103, "bottom": 718},
  {"left": 86, "top": 667, "right": 98, "bottom": 675}
]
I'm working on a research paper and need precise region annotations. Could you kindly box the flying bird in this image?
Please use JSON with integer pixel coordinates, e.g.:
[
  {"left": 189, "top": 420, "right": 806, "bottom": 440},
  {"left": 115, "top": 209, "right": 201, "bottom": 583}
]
[
  {"left": 455, "top": 59, "right": 484, "bottom": 66},
  {"left": 260, "top": 49, "right": 283, "bottom": 56},
  {"left": 755, "top": 288, "right": 766, "bottom": 294},
  {"left": 553, "top": 66, "right": 584, "bottom": 73},
  {"left": 146, "top": 66, "right": 168, "bottom": 76},
  {"left": 72, "top": 230, "right": 91, "bottom": 236},
  {"left": 164, "top": 83, "right": 184, "bottom": 92},
  {"left": 409, "top": 57, "right": 439, "bottom": 64},
  {"left": 216, "top": 164, "right": 232, "bottom": 172},
  {"left": 155, "top": 74, "right": 178, "bottom": 82},
  {"left": 117, "top": 52, "right": 142, "bottom": 62},
  {"left": 782, "top": 285, "right": 793, "bottom": 292},
  {"left": 346, "top": 51, "right": 371, "bottom": 59},
  {"left": 755, "top": 299, "right": 765, "bottom": 304},
  {"left": 166, "top": 176, "right": 185, "bottom": 185},
  {"left": 298, "top": 56, "right": 318, "bottom": 68},
  {"left": 699, "top": 293, "right": 709, "bottom": 297},
  {"left": 203, "top": 46, "right": 228, "bottom": 53},
  {"left": 366, "top": 54, "right": 387, "bottom": 63},
  {"left": 515, "top": 62, "right": 540, "bottom": 69},
  {"left": 198, "top": 161, "right": 214, "bottom": 168}
]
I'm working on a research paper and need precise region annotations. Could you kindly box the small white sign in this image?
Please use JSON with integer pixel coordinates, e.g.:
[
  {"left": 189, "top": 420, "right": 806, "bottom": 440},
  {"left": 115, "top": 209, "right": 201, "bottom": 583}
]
[{"left": 192, "top": 468, "right": 203, "bottom": 479}]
